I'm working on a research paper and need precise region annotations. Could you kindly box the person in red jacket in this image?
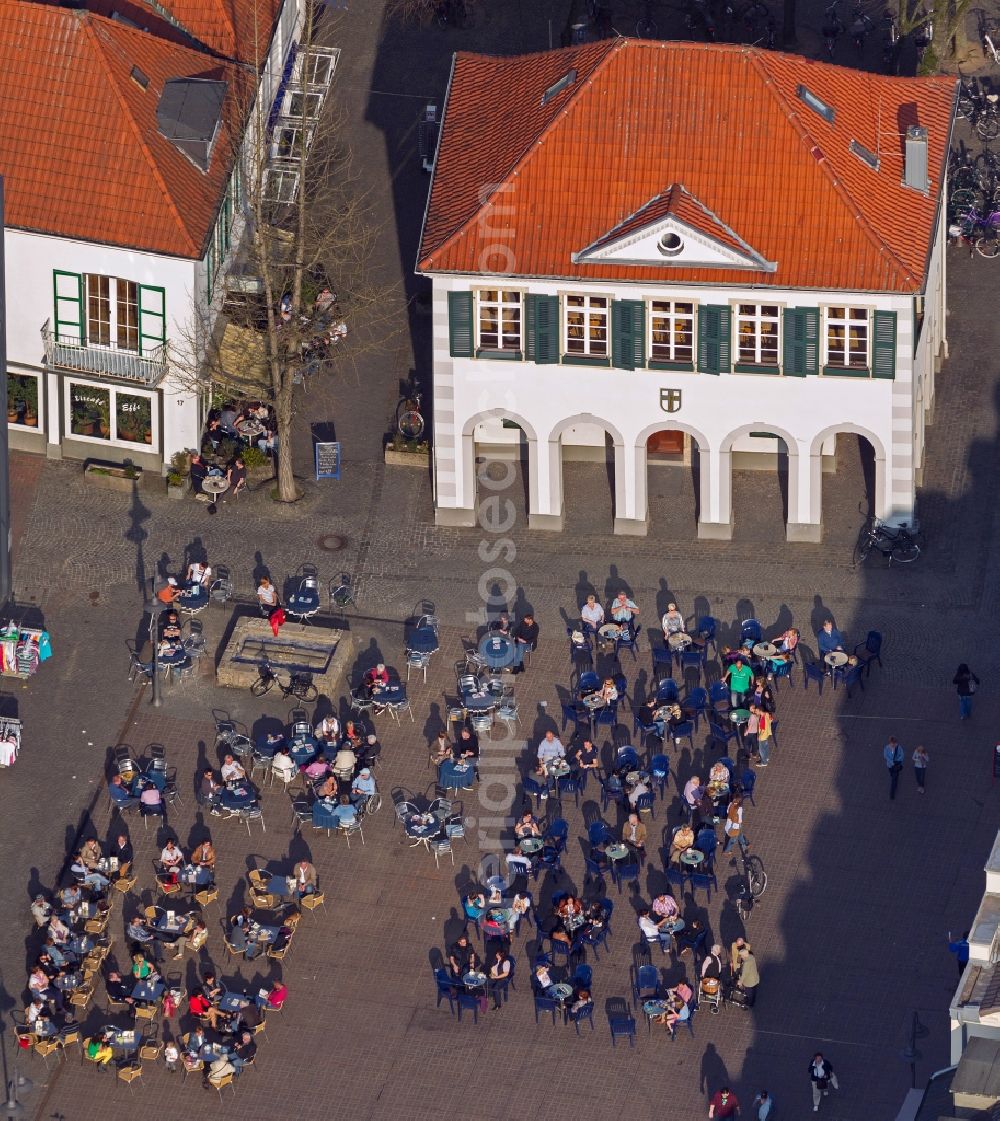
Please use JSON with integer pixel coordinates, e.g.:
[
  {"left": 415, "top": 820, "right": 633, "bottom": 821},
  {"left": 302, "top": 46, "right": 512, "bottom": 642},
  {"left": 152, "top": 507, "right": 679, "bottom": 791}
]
[{"left": 709, "top": 1086, "right": 741, "bottom": 1118}]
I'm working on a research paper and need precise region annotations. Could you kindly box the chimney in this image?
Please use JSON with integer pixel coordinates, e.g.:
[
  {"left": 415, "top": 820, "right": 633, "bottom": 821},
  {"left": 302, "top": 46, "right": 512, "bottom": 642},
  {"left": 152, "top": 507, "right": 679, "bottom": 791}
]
[{"left": 903, "top": 125, "right": 928, "bottom": 193}]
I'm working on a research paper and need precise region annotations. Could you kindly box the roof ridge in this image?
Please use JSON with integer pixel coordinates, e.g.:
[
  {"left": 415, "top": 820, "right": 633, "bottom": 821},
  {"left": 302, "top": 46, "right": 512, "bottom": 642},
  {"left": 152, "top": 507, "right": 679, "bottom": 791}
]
[
  {"left": 674, "top": 185, "right": 772, "bottom": 266},
  {"left": 749, "top": 49, "right": 917, "bottom": 287},
  {"left": 85, "top": 16, "right": 199, "bottom": 256},
  {"left": 421, "top": 37, "right": 622, "bottom": 270}
]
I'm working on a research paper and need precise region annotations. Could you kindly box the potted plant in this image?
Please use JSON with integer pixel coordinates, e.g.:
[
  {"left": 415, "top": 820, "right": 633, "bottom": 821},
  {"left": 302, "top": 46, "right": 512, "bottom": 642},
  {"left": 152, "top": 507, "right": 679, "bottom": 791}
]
[
  {"left": 84, "top": 460, "right": 142, "bottom": 492},
  {"left": 241, "top": 445, "right": 272, "bottom": 479},
  {"left": 166, "top": 450, "right": 190, "bottom": 499},
  {"left": 97, "top": 397, "right": 111, "bottom": 439},
  {"left": 384, "top": 433, "right": 430, "bottom": 467}
]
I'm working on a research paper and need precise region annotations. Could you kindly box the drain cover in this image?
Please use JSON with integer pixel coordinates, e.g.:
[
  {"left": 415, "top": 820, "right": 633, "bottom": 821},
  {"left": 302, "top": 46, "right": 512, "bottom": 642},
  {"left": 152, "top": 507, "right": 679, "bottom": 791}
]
[{"left": 317, "top": 534, "right": 347, "bottom": 552}]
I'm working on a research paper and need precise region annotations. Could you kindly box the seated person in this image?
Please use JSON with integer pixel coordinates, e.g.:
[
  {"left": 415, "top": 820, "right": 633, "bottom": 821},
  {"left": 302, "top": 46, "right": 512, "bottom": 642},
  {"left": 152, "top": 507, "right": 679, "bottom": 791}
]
[
  {"left": 637, "top": 698, "right": 666, "bottom": 736},
  {"left": 59, "top": 883, "right": 83, "bottom": 909},
  {"left": 188, "top": 452, "right": 208, "bottom": 495},
  {"left": 652, "top": 892, "right": 679, "bottom": 922},
  {"left": 159, "top": 610, "right": 182, "bottom": 640},
  {"left": 683, "top": 775, "right": 705, "bottom": 810},
  {"left": 316, "top": 773, "right": 338, "bottom": 799},
  {"left": 621, "top": 812, "right": 647, "bottom": 853},
  {"left": 186, "top": 560, "right": 211, "bottom": 587},
  {"left": 231, "top": 1030, "right": 257, "bottom": 1074},
  {"left": 201, "top": 971, "right": 224, "bottom": 1003},
  {"left": 191, "top": 839, "right": 215, "bottom": 870},
  {"left": 79, "top": 837, "right": 102, "bottom": 870},
  {"left": 189, "top": 987, "right": 223, "bottom": 1030},
  {"left": 156, "top": 578, "right": 183, "bottom": 605},
  {"left": 576, "top": 738, "right": 600, "bottom": 770},
  {"left": 454, "top": 727, "right": 479, "bottom": 761},
  {"left": 350, "top": 767, "right": 376, "bottom": 804},
  {"left": 221, "top": 753, "right": 246, "bottom": 783},
  {"left": 772, "top": 627, "right": 799, "bottom": 664},
  {"left": 447, "top": 934, "right": 477, "bottom": 978},
  {"left": 271, "top": 749, "right": 297, "bottom": 785},
  {"left": 292, "top": 860, "right": 317, "bottom": 896},
  {"left": 535, "top": 731, "right": 566, "bottom": 775},
  {"left": 664, "top": 987, "right": 692, "bottom": 1030},
  {"left": 669, "top": 822, "right": 695, "bottom": 865},
  {"left": 315, "top": 714, "right": 340, "bottom": 743},
  {"left": 638, "top": 907, "right": 672, "bottom": 952},
  {"left": 256, "top": 577, "right": 280, "bottom": 616},
  {"left": 514, "top": 811, "right": 541, "bottom": 839},
  {"left": 200, "top": 768, "right": 222, "bottom": 808},
  {"left": 341, "top": 721, "right": 364, "bottom": 749},
  {"left": 463, "top": 892, "right": 486, "bottom": 921},
  {"left": 532, "top": 963, "right": 557, "bottom": 995},
  {"left": 207, "top": 1054, "right": 237, "bottom": 1086},
  {"left": 131, "top": 951, "right": 155, "bottom": 981},
  {"left": 627, "top": 777, "right": 651, "bottom": 809},
  {"left": 85, "top": 1035, "right": 114, "bottom": 1066},
  {"left": 70, "top": 858, "right": 109, "bottom": 893},
  {"left": 226, "top": 456, "right": 247, "bottom": 496},
  {"left": 126, "top": 916, "right": 155, "bottom": 947},
  {"left": 358, "top": 734, "right": 382, "bottom": 769},
  {"left": 160, "top": 839, "right": 184, "bottom": 870},
  {"left": 568, "top": 988, "right": 593, "bottom": 1020},
  {"left": 429, "top": 731, "right": 451, "bottom": 765},
  {"left": 185, "top": 919, "right": 209, "bottom": 954},
  {"left": 108, "top": 773, "right": 140, "bottom": 810},
  {"left": 580, "top": 594, "right": 604, "bottom": 631},
  {"left": 609, "top": 591, "right": 640, "bottom": 633},
  {"left": 184, "top": 1026, "right": 207, "bottom": 1057},
  {"left": 331, "top": 795, "right": 358, "bottom": 827},
  {"left": 597, "top": 677, "right": 618, "bottom": 705},
  {"left": 364, "top": 663, "right": 390, "bottom": 696},
  {"left": 104, "top": 970, "right": 134, "bottom": 1006},
  {"left": 505, "top": 846, "right": 532, "bottom": 876},
  {"left": 661, "top": 602, "right": 686, "bottom": 637},
  {"left": 708, "top": 760, "right": 730, "bottom": 787},
  {"left": 332, "top": 745, "right": 357, "bottom": 781},
  {"left": 589, "top": 840, "right": 610, "bottom": 870},
  {"left": 259, "top": 981, "right": 288, "bottom": 1011},
  {"left": 694, "top": 822, "right": 718, "bottom": 860},
  {"left": 817, "top": 619, "right": 845, "bottom": 656}
]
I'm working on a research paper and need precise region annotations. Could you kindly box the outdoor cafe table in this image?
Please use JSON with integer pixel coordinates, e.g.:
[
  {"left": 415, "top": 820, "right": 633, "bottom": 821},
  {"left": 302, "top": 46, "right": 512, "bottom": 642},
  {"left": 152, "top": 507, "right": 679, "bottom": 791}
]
[
  {"left": 199, "top": 1041, "right": 235, "bottom": 1062},
  {"left": 177, "top": 583, "right": 207, "bottom": 611},
  {"left": 479, "top": 632, "right": 514, "bottom": 671},
  {"left": 132, "top": 978, "right": 165, "bottom": 1003},
  {"left": 152, "top": 910, "right": 191, "bottom": 936},
  {"left": 582, "top": 693, "right": 606, "bottom": 711},
  {"left": 729, "top": 708, "right": 751, "bottom": 726},
  {"left": 519, "top": 836, "right": 544, "bottom": 854},
  {"left": 668, "top": 632, "right": 692, "bottom": 651},
  {"left": 178, "top": 864, "right": 213, "bottom": 887},
  {"left": 312, "top": 800, "right": 341, "bottom": 833},
  {"left": 606, "top": 843, "right": 630, "bottom": 863},
  {"left": 247, "top": 922, "right": 280, "bottom": 947},
  {"left": 134, "top": 766, "right": 167, "bottom": 792},
  {"left": 824, "top": 651, "right": 849, "bottom": 668},
  {"left": 219, "top": 991, "right": 251, "bottom": 1013},
  {"left": 54, "top": 971, "right": 84, "bottom": 992},
  {"left": 102, "top": 1027, "right": 140, "bottom": 1056},
  {"left": 406, "top": 624, "right": 439, "bottom": 655},
  {"left": 549, "top": 982, "right": 574, "bottom": 1004},
  {"left": 237, "top": 418, "right": 265, "bottom": 440},
  {"left": 267, "top": 874, "right": 298, "bottom": 898},
  {"left": 287, "top": 587, "right": 320, "bottom": 617},
  {"left": 680, "top": 849, "right": 706, "bottom": 868},
  {"left": 463, "top": 971, "right": 488, "bottom": 991},
  {"left": 461, "top": 689, "right": 496, "bottom": 713},
  {"left": 289, "top": 736, "right": 319, "bottom": 766},
  {"left": 404, "top": 814, "right": 440, "bottom": 847},
  {"left": 219, "top": 783, "right": 257, "bottom": 809},
  {"left": 65, "top": 934, "right": 94, "bottom": 955},
  {"left": 753, "top": 642, "right": 778, "bottom": 658},
  {"left": 202, "top": 476, "right": 229, "bottom": 506},
  {"left": 255, "top": 736, "right": 283, "bottom": 759},
  {"left": 597, "top": 623, "right": 623, "bottom": 650},
  {"left": 439, "top": 760, "right": 475, "bottom": 791}
]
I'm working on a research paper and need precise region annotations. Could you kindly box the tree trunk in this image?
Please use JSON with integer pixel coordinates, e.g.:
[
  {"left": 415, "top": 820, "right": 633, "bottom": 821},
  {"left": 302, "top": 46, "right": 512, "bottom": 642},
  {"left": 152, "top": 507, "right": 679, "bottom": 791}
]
[
  {"left": 274, "top": 383, "right": 297, "bottom": 501},
  {"left": 782, "top": 0, "right": 797, "bottom": 46}
]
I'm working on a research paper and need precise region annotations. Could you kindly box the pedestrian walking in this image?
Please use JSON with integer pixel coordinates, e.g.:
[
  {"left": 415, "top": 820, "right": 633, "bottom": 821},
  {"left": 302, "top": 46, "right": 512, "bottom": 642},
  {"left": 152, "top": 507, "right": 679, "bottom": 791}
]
[
  {"left": 752, "top": 1090, "right": 775, "bottom": 1120},
  {"left": 912, "top": 745, "right": 929, "bottom": 793},
  {"left": 883, "top": 736, "right": 904, "bottom": 799},
  {"left": 948, "top": 930, "right": 970, "bottom": 977},
  {"left": 708, "top": 1086, "right": 741, "bottom": 1118},
  {"left": 735, "top": 946, "right": 759, "bottom": 1008},
  {"left": 808, "top": 1053, "right": 839, "bottom": 1111},
  {"left": 953, "top": 663, "right": 980, "bottom": 720}
]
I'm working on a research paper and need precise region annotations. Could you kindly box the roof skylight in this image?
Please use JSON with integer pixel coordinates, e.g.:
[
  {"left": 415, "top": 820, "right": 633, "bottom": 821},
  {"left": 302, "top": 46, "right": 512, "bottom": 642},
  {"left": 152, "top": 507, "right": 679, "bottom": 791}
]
[
  {"left": 796, "top": 84, "right": 835, "bottom": 124},
  {"left": 541, "top": 69, "right": 577, "bottom": 107}
]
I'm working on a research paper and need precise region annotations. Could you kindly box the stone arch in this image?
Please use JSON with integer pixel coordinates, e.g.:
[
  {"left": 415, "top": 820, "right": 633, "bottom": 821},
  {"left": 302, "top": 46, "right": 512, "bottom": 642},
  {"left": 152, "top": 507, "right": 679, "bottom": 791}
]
[
  {"left": 545, "top": 413, "right": 628, "bottom": 528},
  {"left": 717, "top": 420, "right": 802, "bottom": 533},
  {"left": 633, "top": 420, "right": 713, "bottom": 531},
  {"left": 459, "top": 408, "right": 541, "bottom": 523},
  {"left": 808, "top": 422, "right": 889, "bottom": 521}
]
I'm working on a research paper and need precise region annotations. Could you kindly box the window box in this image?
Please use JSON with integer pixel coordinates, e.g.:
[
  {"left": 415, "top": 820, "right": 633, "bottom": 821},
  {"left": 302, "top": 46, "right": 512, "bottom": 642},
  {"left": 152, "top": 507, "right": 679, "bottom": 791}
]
[
  {"left": 647, "top": 361, "right": 695, "bottom": 372},
  {"left": 475, "top": 349, "right": 523, "bottom": 361},
  {"left": 733, "top": 363, "right": 780, "bottom": 375},
  {"left": 83, "top": 462, "right": 142, "bottom": 493},
  {"left": 560, "top": 356, "right": 611, "bottom": 367},
  {"left": 822, "top": 365, "right": 871, "bottom": 377}
]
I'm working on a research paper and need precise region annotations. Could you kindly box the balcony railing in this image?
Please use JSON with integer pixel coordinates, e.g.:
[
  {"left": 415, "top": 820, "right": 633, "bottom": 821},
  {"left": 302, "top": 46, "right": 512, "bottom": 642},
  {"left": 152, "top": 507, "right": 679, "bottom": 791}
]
[{"left": 41, "top": 320, "right": 168, "bottom": 388}]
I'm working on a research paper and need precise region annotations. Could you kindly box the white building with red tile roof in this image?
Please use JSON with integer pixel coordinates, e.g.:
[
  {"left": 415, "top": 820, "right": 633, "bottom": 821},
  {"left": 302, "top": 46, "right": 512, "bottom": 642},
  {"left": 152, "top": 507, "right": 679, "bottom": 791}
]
[
  {"left": 418, "top": 38, "right": 956, "bottom": 539},
  {"left": 0, "top": 0, "right": 333, "bottom": 466}
]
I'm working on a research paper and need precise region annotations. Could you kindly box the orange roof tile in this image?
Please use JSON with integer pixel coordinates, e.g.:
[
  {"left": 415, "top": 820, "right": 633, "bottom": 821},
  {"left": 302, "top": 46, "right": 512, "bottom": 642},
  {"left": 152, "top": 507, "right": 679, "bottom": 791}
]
[
  {"left": 140, "top": 0, "right": 282, "bottom": 62},
  {"left": 0, "top": 0, "right": 253, "bottom": 258},
  {"left": 418, "top": 39, "right": 957, "bottom": 293}
]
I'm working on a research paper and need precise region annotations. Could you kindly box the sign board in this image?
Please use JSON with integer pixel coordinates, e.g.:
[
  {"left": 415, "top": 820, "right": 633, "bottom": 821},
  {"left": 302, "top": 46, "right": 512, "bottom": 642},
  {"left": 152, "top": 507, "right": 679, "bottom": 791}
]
[{"left": 314, "top": 441, "right": 341, "bottom": 481}]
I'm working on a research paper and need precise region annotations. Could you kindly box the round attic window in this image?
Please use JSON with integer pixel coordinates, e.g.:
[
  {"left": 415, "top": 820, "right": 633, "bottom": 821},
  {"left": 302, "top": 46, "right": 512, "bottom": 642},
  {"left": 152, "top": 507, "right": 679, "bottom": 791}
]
[{"left": 658, "top": 232, "right": 684, "bottom": 257}]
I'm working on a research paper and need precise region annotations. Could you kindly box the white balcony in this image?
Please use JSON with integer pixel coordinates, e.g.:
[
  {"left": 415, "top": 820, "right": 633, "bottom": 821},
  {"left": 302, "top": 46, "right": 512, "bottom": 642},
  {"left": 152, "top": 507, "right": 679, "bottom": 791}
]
[{"left": 41, "top": 320, "right": 168, "bottom": 388}]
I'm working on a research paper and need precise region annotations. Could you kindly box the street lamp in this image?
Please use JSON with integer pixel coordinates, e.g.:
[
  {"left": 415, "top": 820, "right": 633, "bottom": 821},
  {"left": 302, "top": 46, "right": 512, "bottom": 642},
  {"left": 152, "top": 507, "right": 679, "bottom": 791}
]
[{"left": 148, "top": 604, "right": 161, "bottom": 707}]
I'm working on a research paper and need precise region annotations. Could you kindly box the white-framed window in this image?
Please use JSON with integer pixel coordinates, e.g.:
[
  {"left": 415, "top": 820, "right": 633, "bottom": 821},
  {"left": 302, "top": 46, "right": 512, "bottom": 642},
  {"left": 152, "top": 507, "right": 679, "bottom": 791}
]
[
  {"left": 65, "top": 379, "right": 158, "bottom": 449},
  {"left": 85, "top": 275, "right": 139, "bottom": 352},
  {"left": 263, "top": 166, "right": 300, "bottom": 203},
  {"left": 824, "top": 305, "right": 869, "bottom": 368},
  {"left": 7, "top": 372, "right": 41, "bottom": 430},
  {"left": 282, "top": 89, "right": 324, "bottom": 121},
  {"left": 292, "top": 46, "right": 339, "bottom": 90},
  {"left": 649, "top": 299, "right": 695, "bottom": 364},
  {"left": 475, "top": 289, "right": 522, "bottom": 352},
  {"left": 270, "top": 121, "right": 315, "bottom": 162},
  {"left": 564, "top": 294, "right": 609, "bottom": 358},
  {"left": 736, "top": 303, "right": 780, "bottom": 366}
]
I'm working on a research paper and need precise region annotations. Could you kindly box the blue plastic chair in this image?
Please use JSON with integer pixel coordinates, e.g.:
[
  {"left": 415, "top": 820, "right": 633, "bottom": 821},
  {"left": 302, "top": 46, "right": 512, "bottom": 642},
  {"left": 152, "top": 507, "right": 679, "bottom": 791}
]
[
  {"left": 585, "top": 922, "right": 610, "bottom": 959},
  {"left": 600, "top": 896, "right": 615, "bottom": 935},
  {"left": 688, "top": 867, "right": 718, "bottom": 902},
  {"left": 584, "top": 857, "right": 606, "bottom": 884},
  {"left": 534, "top": 992, "right": 565, "bottom": 1025},
  {"left": 593, "top": 703, "right": 618, "bottom": 733},
  {"left": 550, "top": 937, "right": 580, "bottom": 966},
  {"left": 666, "top": 865, "right": 688, "bottom": 891},
  {"left": 570, "top": 1001, "right": 595, "bottom": 1034},
  {"left": 616, "top": 630, "right": 639, "bottom": 661},
  {"left": 708, "top": 681, "right": 729, "bottom": 709},
  {"left": 651, "top": 645, "right": 673, "bottom": 678},
  {"left": 854, "top": 630, "right": 883, "bottom": 674},
  {"left": 655, "top": 679, "right": 679, "bottom": 704},
  {"left": 770, "top": 659, "right": 793, "bottom": 688},
  {"left": 557, "top": 771, "right": 584, "bottom": 807},
  {"left": 741, "top": 619, "right": 763, "bottom": 644},
  {"left": 456, "top": 991, "right": 481, "bottom": 1023},
  {"left": 545, "top": 818, "right": 569, "bottom": 847},
  {"left": 696, "top": 616, "right": 718, "bottom": 655},
  {"left": 578, "top": 671, "right": 601, "bottom": 696},
  {"left": 572, "top": 963, "right": 593, "bottom": 990},
  {"left": 633, "top": 714, "right": 661, "bottom": 745},
  {"left": 600, "top": 775, "right": 625, "bottom": 812},
  {"left": 709, "top": 721, "right": 740, "bottom": 752},
  {"left": 669, "top": 719, "right": 694, "bottom": 752},
  {"left": 680, "top": 649, "right": 703, "bottom": 679},
  {"left": 616, "top": 746, "right": 640, "bottom": 772},
  {"left": 740, "top": 768, "right": 757, "bottom": 804},
  {"left": 561, "top": 701, "right": 590, "bottom": 735},
  {"left": 686, "top": 686, "right": 709, "bottom": 730},
  {"left": 694, "top": 826, "right": 718, "bottom": 862},
  {"left": 803, "top": 660, "right": 826, "bottom": 693},
  {"left": 434, "top": 968, "right": 459, "bottom": 1012},
  {"left": 650, "top": 753, "right": 670, "bottom": 797},
  {"left": 569, "top": 639, "right": 594, "bottom": 669},
  {"left": 523, "top": 774, "right": 548, "bottom": 808},
  {"left": 669, "top": 1005, "right": 697, "bottom": 1041},
  {"left": 607, "top": 998, "right": 637, "bottom": 1047},
  {"left": 634, "top": 791, "right": 655, "bottom": 818},
  {"left": 613, "top": 673, "right": 630, "bottom": 711},
  {"left": 632, "top": 963, "right": 661, "bottom": 1008},
  {"left": 588, "top": 821, "right": 613, "bottom": 846},
  {"left": 614, "top": 860, "right": 640, "bottom": 893}
]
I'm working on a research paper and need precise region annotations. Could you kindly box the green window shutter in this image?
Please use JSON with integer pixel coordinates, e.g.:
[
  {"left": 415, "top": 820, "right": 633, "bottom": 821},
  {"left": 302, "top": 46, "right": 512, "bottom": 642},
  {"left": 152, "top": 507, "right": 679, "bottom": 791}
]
[
  {"left": 53, "top": 271, "right": 83, "bottom": 343},
  {"left": 138, "top": 285, "right": 166, "bottom": 355},
  {"left": 697, "top": 304, "right": 731, "bottom": 374},
  {"left": 447, "top": 291, "right": 474, "bottom": 357},
  {"left": 782, "top": 307, "right": 819, "bottom": 376},
  {"left": 872, "top": 310, "right": 896, "bottom": 379},
  {"left": 525, "top": 294, "right": 559, "bottom": 364},
  {"left": 611, "top": 299, "right": 645, "bottom": 371}
]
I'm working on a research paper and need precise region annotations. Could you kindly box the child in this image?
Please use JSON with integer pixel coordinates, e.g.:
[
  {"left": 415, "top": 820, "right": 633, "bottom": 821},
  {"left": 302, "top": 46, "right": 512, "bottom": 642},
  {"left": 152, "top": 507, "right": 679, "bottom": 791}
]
[{"left": 163, "top": 1041, "right": 179, "bottom": 1072}]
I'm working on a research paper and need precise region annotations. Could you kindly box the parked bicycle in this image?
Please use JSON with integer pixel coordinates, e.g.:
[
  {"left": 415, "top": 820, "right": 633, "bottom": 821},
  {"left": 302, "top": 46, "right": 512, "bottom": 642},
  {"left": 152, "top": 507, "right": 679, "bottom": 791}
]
[
  {"left": 736, "top": 848, "right": 767, "bottom": 922},
  {"left": 981, "top": 11, "right": 1000, "bottom": 64},
  {"left": 849, "top": 1, "right": 874, "bottom": 55},
  {"left": 821, "top": 1, "right": 845, "bottom": 57},
  {"left": 249, "top": 657, "right": 318, "bottom": 701},
  {"left": 913, "top": 6, "right": 933, "bottom": 65},
  {"left": 396, "top": 385, "right": 425, "bottom": 440},
  {"left": 329, "top": 572, "right": 357, "bottom": 611},
  {"left": 952, "top": 201, "right": 1000, "bottom": 257},
  {"left": 881, "top": 9, "right": 900, "bottom": 71},
  {"left": 853, "top": 513, "right": 922, "bottom": 566}
]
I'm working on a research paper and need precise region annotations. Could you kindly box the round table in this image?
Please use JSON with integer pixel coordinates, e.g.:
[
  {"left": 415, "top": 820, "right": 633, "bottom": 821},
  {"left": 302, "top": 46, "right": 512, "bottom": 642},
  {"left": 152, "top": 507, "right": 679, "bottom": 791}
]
[
  {"left": 479, "top": 633, "right": 514, "bottom": 670},
  {"left": 606, "top": 843, "right": 629, "bottom": 862},
  {"left": 519, "top": 836, "right": 543, "bottom": 854},
  {"left": 582, "top": 693, "right": 605, "bottom": 711},
  {"left": 824, "top": 651, "right": 849, "bottom": 668},
  {"left": 680, "top": 849, "right": 705, "bottom": 867},
  {"left": 752, "top": 641, "right": 778, "bottom": 657},
  {"left": 729, "top": 708, "right": 751, "bottom": 725},
  {"left": 547, "top": 761, "right": 571, "bottom": 779},
  {"left": 463, "top": 972, "right": 487, "bottom": 990},
  {"left": 237, "top": 420, "right": 265, "bottom": 440},
  {"left": 550, "top": 982, "right": 574, "bottom": 1002},
  {"left": 668, "top": 632, "right": 692, "bottom": 650},
  {"left": 625, "top": 770, "right": 649, "bottom": 785},
  {"left": 202, "top": 476, "right": 229, "bottom": 505},
  {"left": 598, "top": 624, "right": 623, "bottom": 644}
]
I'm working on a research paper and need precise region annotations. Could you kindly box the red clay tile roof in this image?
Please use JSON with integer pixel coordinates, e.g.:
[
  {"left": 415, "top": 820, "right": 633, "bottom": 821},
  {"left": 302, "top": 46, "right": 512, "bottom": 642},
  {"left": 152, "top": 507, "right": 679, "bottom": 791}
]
[
  {"left": 138, "top": 0, "right": 282, "bottom": 62},
  {"left": 418, "top": 39, "right": 957, "bottom": 293},
  {"left": 0, "top": 0, "right": 253, "bottom": 258},
  {"left": 575, "top": 183, "right": 769, "bottom": 265}
]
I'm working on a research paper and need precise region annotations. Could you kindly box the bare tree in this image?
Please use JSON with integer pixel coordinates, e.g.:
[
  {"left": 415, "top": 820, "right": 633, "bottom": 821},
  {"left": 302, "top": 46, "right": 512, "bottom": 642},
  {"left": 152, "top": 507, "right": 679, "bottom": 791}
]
[{"left": 177, "top": 0, "right": 399, "bottom": 501}]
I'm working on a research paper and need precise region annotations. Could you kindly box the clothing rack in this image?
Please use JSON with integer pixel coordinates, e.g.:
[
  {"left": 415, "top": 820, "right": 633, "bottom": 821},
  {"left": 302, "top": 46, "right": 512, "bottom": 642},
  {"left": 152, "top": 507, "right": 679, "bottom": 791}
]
[
  {"left": 0, "top": 622, "right": 51, "bottom": 679},
  {"left": 0, "top": 717, "right": 21, "bottom": 767}
]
